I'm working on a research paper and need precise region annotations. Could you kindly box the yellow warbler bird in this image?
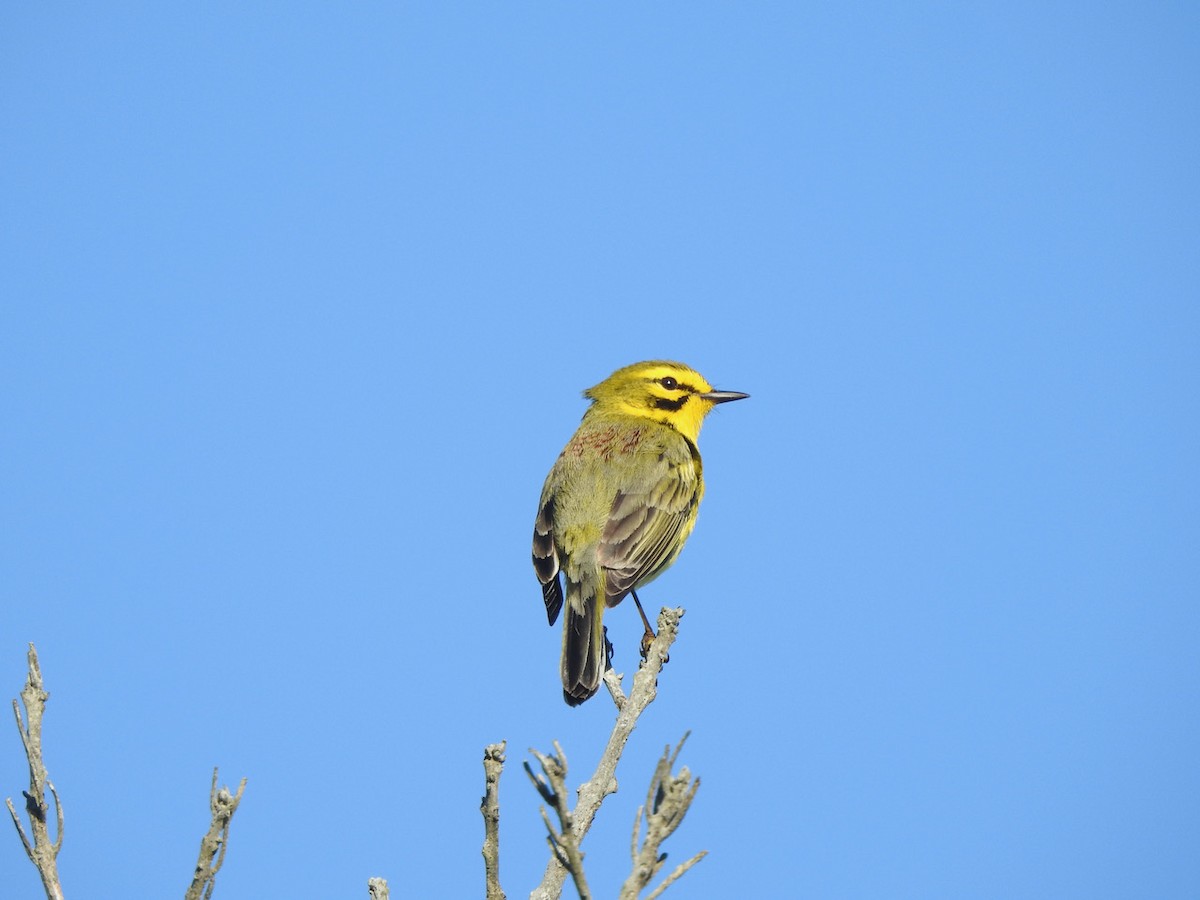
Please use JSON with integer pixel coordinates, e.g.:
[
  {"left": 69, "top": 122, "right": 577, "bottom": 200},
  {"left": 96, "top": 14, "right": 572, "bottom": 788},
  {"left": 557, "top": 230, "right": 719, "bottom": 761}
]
[{"left": 532, "top": 361, "right": 748, "bottom": 706}]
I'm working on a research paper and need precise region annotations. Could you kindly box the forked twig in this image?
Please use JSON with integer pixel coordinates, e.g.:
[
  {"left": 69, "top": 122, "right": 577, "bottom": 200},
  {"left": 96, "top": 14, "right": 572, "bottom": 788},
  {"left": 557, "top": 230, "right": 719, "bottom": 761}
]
[
  {"left": 619, "top": 733, "right": 705, "bottom": 899},
  {"left": 6, "top": 644, "right": 65, "bottom": 900},
  {"left": 528, "top": 606, "right": 687, "bottom": 900},
  {"left": 184, "top": 768, "right": 247, "bottom": 900},
  {"left": 525, "top": 742, "right": 592, "bottom": 900}
]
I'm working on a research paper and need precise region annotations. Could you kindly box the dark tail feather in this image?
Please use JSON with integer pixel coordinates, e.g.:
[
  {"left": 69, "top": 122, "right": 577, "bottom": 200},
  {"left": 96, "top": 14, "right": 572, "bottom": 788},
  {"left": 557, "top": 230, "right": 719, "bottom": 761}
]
[{"left": 562, "top": 589, "right": 608, "bottom": 706}]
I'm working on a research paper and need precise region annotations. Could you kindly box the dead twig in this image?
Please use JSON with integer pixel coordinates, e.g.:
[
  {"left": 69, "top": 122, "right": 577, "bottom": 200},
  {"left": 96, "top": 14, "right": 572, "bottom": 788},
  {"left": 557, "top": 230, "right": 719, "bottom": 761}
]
[
  {"left": 184, "top": 768, "right": 247, "bottom": 900},
  {"left": 529, "top": 606, "right": 685, "bottom": 900},
  {"left": 525, "top": 742, "right": 592, "bottom": 900},
  {"left": 5, "top": 643, "right": 65, "bottom": 900},
  {"left": 618, "top": 734, "right": 705, "bottom": 899},
  {"left": 481, "top": 741, "right": 507, "bottom": 900}
]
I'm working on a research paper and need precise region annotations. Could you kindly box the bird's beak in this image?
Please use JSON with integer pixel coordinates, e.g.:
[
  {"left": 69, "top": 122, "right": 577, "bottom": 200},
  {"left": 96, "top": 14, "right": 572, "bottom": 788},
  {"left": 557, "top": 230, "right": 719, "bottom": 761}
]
[{"left": 700, "top": 390, "right": 749, "bottom": 404}]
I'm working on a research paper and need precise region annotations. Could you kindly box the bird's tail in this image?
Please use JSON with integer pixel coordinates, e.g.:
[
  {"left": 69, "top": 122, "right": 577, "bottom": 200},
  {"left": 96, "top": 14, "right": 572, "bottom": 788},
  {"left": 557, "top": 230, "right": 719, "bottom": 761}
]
[{"left": 561, "top": 576, "right": 609, "bottom": 706}]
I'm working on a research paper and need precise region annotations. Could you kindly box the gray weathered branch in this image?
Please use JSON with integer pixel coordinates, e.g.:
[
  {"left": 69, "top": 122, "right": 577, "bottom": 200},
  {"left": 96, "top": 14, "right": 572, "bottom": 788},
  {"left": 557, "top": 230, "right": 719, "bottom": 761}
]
[
  {"left": 528, "top": 606, "right": 685, "bottom": 900},
  {"left": 184, "top": 768, "right": 247, "bottom": 900},
  {"left": 6, "top": 643, "right": 65, "bottom": 900},
  {"left": 525, "top": 742, "right": 592, "bottom": 900},
  {"left": 481, "top": 741, "right": 507, "bottom": 900},
  {"left": 619, "top": 734, "right": 706, "bottom": 899}
]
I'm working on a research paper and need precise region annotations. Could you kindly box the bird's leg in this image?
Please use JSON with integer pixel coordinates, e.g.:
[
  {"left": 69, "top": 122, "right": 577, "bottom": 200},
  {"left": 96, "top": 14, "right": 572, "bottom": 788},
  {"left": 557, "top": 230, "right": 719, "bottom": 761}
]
[
  {"left": 602, "top": 625, "right": 614, "bottom": 671},
  {"left": 631, "top": 590, "right": 666, "bottom": 663}
]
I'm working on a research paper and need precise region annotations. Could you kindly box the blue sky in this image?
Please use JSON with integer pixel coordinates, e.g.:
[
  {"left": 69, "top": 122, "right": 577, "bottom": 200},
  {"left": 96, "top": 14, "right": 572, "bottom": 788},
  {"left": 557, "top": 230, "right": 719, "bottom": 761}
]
[{"left": 3, "top": 4, "right": 1197, "bottom": 898}]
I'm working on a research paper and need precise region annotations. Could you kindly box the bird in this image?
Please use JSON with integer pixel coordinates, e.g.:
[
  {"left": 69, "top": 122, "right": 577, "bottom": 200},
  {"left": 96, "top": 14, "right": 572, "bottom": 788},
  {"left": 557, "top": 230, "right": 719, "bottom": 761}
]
[{"left": 532, "top": 360, "right": 748, "bottom": 706}]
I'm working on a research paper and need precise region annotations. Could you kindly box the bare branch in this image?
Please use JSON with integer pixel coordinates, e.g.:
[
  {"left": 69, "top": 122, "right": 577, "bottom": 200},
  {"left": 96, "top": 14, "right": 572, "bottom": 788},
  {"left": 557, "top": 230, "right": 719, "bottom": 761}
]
[
  {"left": 618, "top": 734, "right": 705, "bottom": 899},
  {"left": 480, "top": 741, "right": 507, "bottom": 900},
  {"left": 6, "top": 643, "right": 64, "bottom": 900},
  {"left": 525, "top": 743, "right": 591, "bottom": 900},
  {"left": 184, "top": 767, "right": 247, "bottom": 900},
  {"left": 529, "top": 606, "right": 685, "bottom": 900},
  {"left": 643, "top": 852, "right": 708, "bottom": 900}
]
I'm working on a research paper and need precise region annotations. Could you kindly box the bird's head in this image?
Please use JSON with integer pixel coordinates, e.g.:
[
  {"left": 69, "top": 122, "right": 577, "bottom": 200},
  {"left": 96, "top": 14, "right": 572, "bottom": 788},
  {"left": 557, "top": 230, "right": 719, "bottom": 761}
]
[{"left": 583, "top": 360, "right": 748, "bottom": 442}]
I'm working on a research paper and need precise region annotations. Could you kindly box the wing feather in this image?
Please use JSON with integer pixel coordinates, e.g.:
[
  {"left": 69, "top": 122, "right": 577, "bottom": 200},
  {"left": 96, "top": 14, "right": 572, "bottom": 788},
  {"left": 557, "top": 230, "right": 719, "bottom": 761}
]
[
  {"left": 533, "top": 495, "right": 563, "bottom": 624},
  {"left": 597, "top": 437, "right": 700, "bottom": 605}
]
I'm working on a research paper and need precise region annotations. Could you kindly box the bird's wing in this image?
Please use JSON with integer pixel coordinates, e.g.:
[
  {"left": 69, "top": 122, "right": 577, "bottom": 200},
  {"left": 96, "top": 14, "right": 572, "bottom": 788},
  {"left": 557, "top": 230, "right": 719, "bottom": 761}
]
[
  {"left": 533, "top": 487, "right": 564, "bottom": 625},
  {"left": 597, "top": 435, "right": 701, "bottom": 605}
]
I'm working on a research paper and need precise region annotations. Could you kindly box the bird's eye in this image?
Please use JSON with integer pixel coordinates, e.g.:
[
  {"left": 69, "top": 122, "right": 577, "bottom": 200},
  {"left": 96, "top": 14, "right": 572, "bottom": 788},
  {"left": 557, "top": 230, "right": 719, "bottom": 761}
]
[{"left": 660, "top": 377, "right": 678, "bottom": 390}]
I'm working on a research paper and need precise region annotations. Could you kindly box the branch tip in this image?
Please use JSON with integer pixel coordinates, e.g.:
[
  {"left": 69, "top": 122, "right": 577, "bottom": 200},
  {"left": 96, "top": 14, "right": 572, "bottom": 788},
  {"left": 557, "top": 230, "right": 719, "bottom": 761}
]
[{"left": 8, "top": 643, "right": 64, "bottom": 900}]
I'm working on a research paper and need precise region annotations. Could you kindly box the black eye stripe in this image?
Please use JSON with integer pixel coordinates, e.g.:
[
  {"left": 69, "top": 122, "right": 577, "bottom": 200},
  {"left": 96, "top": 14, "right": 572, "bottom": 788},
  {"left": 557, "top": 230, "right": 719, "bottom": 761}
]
[
  {"left": 654, "top": 376, "right": 699, "bottom": 393},
  {"left": 652, "top": 395, "right": 689, "bottom": 411}
]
